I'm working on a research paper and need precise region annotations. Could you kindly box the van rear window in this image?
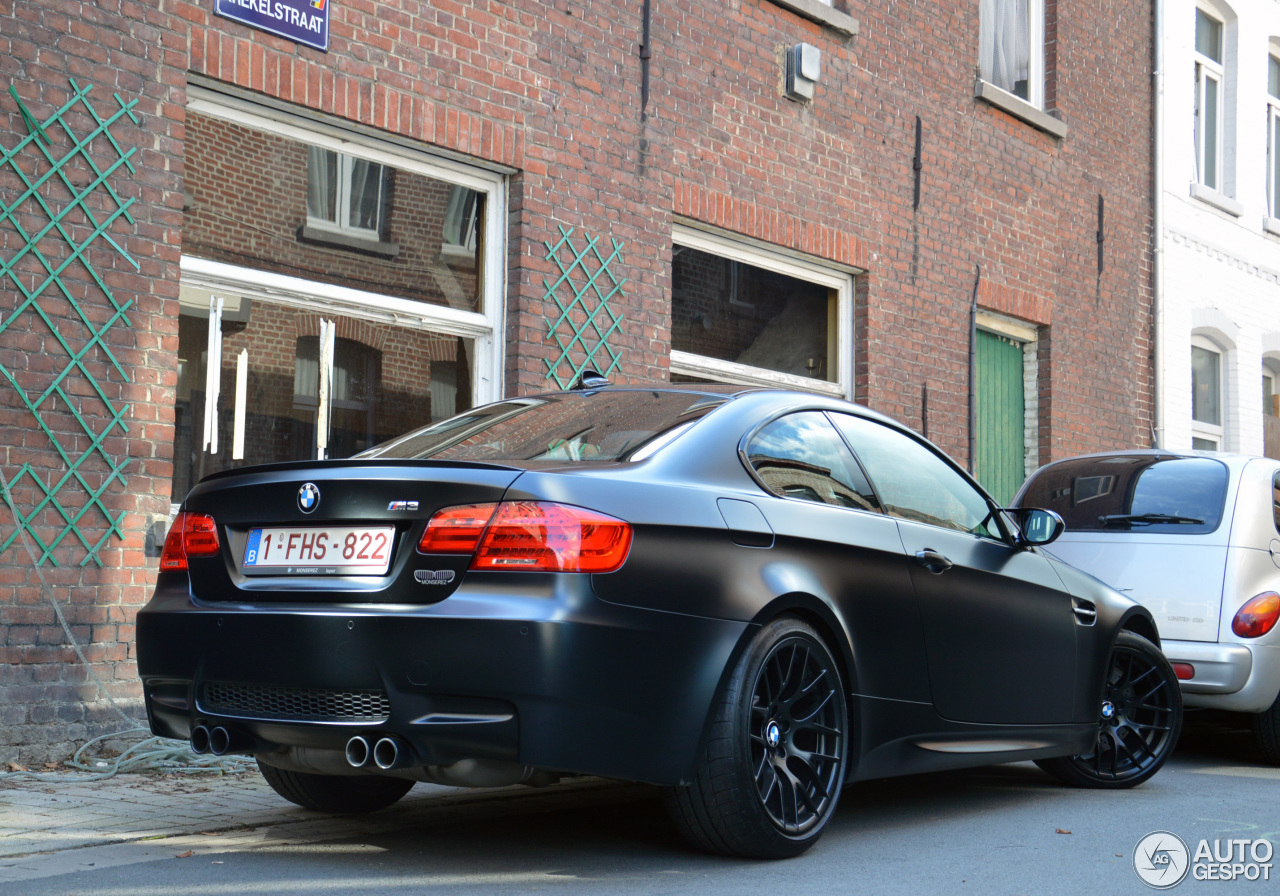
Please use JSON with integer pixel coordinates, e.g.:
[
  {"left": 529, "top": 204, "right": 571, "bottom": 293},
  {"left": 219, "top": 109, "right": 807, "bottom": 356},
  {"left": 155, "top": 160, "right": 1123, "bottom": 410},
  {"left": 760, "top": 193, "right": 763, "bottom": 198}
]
[{"left": 1018, "top": 456, "right": 1229, "bottom": 534}]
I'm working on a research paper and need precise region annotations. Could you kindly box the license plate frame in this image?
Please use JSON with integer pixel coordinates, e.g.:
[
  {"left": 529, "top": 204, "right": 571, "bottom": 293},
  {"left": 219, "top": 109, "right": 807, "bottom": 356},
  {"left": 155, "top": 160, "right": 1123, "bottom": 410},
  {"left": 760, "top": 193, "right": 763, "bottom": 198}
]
[{"left": 242, "top": 526, "right": 395, "bottom": 575}]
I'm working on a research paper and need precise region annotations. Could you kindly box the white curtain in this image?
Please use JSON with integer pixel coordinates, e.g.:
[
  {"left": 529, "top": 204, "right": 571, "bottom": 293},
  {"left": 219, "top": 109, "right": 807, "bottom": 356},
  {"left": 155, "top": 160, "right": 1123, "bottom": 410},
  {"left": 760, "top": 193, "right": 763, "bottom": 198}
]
[
  {"left": 347, "top": 159, "right": 382, "bottom": 231},
  {"left": 306, "top": 146, "right": 336, "bottom": 221},
  {"left": 980, "top": 0, "right": 1030, "bottom": 94}
]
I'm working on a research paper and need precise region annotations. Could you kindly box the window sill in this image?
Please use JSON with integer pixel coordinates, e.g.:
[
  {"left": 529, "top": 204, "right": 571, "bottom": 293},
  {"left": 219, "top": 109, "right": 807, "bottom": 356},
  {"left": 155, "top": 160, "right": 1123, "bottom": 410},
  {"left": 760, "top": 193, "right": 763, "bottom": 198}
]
[
  {"left": 297, "top": 224, "right": 400, "bottom": 258},
  {"left": 1264, "top": 216, "right": 1280, "bottom": 237},
  {"left": 1188, "top": 184, "right": 1243, "bottom": 218},
  {"left": 767, "top": 0, "right": 859, "bottom": 36},
  {"left": 974, "top": 80, "right": 1068, "bottom": 139}
]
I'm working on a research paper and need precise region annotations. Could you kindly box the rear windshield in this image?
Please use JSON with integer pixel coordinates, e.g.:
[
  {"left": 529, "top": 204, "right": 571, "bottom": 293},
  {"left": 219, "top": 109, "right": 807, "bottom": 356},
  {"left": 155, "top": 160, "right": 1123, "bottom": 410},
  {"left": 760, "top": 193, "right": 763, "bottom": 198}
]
[
  {"left": 1018, "top": 455, "right": 1229, "bottom": 534},
  {"left": 357, "top": 390, "right": 726, "bottom": 462}
]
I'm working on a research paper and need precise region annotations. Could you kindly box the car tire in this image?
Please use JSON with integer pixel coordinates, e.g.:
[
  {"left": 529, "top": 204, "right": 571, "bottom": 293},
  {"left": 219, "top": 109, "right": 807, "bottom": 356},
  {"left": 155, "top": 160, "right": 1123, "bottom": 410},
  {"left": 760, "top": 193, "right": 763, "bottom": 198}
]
[
  {"left": 664, "top": 616, "right": 849, "bottom": 858},
  {"left": 256, "top": 759, "right": 414, "bottom": 813},
  {"left": 1035, "top": 630, "right": 1182, "bottom": 789},
  {"left": 1254, "top": 692, "right": 1280, "bottom": 765}
]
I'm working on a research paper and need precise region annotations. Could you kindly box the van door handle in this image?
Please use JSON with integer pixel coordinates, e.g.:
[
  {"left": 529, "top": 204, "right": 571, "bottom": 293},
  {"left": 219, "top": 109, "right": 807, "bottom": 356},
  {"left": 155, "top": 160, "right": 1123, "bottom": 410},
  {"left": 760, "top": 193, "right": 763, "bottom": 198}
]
[{"left": 914, "top": 549, "right": 953, "bottom": 574}]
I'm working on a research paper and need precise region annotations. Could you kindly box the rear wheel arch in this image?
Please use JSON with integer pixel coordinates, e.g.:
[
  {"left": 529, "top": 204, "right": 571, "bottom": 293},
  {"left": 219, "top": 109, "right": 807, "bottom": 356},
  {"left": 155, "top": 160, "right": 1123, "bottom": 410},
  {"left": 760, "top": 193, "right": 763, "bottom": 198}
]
[
  {"left": 750, "top": 594, "right": 859, "bottom": 710},
  {"left": 680, "top": 593, "right": 859, "bottom": 788}
]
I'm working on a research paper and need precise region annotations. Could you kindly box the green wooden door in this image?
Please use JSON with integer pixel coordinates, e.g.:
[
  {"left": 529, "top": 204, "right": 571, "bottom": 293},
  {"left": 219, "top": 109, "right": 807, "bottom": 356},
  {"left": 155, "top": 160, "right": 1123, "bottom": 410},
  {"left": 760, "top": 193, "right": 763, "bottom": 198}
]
[{"left": 975, "top": 330, "right": 1025, "bottom": 506}]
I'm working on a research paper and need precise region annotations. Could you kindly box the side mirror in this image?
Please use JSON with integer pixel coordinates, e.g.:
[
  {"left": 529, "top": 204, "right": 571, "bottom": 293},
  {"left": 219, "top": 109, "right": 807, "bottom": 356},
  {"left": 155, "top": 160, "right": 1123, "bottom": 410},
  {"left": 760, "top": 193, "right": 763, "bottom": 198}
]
[{"left": 1007, "top": 508, "right": 1065, "bottom": 546}]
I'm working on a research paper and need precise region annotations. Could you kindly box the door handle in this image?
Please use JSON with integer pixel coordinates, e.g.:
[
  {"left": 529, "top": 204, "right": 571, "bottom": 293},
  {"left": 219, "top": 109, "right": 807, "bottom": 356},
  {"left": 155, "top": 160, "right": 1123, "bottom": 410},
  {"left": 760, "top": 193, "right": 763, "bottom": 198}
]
[{"left": 914, "top": 549, "right": 953, "bottom": 574}]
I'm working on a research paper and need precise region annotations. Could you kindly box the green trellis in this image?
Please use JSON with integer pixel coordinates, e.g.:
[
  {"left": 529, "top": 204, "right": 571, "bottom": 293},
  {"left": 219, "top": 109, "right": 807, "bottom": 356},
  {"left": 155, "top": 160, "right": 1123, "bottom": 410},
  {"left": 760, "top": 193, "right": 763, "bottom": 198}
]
[
  {"left": 541, "top": 225, "right": 626, "bottom": 388},
  {"left": 0, "top": 80, "right": 140, "bottom": 566}
]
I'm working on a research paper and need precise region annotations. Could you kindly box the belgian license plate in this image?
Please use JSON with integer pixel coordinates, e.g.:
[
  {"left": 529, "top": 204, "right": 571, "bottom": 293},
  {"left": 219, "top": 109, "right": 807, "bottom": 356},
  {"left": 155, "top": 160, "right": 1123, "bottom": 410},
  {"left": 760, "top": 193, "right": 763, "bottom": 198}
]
[{"left": 243, "top": 526, "right": 395, "bottom": 574}]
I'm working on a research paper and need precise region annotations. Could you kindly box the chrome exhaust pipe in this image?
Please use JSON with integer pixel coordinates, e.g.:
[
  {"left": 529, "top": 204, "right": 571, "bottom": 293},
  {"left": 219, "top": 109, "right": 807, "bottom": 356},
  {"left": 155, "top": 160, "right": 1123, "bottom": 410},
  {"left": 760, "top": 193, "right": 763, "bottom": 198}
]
[
  {"left": 345, "top": 735, "right": 371, "bottom": 768},
  {"left": 373, "top": 736, "right": 413, "bottom": 770},
  {"left": 190, "top": 724, "right": 211, "bottom": 755}
]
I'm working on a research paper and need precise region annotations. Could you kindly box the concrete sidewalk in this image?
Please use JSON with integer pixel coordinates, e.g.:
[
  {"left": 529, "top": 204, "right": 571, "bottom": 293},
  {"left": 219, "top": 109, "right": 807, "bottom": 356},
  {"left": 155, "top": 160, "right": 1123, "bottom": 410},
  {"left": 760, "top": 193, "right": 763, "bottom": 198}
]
[{"left": 0, "top": 765, "right": 638, "bottom": 885}]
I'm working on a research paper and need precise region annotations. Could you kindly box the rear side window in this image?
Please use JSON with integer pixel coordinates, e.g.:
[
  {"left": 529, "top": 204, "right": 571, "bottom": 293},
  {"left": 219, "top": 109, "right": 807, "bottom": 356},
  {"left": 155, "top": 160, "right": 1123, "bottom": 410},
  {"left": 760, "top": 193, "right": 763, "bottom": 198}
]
[
  {"left": 830, "top": 414, "right": 998, "bottom": 537},
  {"left": 1018, "top": 456, "right": 1229, "bottom": 534},
  {"left": 746, "top": 412, "right": 880, "bottom": 511},
  {"left": 359, "top": 391, "right": 726, "bottom": 462}
]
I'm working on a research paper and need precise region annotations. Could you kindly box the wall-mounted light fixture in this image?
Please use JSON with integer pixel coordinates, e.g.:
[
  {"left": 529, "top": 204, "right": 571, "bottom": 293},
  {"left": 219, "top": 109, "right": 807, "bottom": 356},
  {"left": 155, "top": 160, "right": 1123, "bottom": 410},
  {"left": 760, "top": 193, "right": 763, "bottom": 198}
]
[{"left": 786, "top": 43, "right": 821, "bottom": 102}]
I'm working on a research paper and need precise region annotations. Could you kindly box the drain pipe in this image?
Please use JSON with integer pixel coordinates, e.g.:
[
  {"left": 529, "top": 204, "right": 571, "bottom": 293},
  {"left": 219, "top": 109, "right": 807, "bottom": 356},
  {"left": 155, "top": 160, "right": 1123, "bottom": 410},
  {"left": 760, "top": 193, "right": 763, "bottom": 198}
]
[
  {"left": 1152, "top": 0, "right": 1165, "bottom": 448},
  {"left": 968, "top": 265, "right": 981, "bottom": 473}
]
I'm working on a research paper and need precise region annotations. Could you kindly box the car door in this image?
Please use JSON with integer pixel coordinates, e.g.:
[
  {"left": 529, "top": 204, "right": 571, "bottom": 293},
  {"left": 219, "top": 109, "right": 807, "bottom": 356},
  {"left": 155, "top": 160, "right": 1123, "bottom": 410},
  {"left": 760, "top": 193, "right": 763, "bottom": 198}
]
[
  {"left": 830, "top": 413, "right": 1077, "bottom": 725},
  {"left": 741, "top": 411, "right": 932, "bottom": 705}
]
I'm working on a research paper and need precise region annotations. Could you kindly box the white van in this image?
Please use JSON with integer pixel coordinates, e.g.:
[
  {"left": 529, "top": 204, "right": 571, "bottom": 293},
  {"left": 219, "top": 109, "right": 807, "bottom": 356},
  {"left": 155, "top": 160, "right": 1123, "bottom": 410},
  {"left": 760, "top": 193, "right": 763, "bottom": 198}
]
[{"left": 1016, "top": 451, "right": 1280, "bottom": 763}]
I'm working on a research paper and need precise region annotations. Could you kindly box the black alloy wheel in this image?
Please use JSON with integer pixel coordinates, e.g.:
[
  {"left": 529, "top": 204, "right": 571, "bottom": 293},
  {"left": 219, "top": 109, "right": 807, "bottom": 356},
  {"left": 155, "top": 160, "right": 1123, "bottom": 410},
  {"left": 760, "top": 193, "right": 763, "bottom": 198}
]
[
  {"left": 665, "top": 617, "right": 850, "bottom": 858},
  {"left": 1036, "top": 631, "right": 1182, "bottom": 789}
]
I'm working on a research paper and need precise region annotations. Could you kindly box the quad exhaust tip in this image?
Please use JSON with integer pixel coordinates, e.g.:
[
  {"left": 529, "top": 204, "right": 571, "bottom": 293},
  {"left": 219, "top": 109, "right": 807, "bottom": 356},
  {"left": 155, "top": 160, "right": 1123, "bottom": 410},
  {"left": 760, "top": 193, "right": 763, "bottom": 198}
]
[
  {"left": 373, "top": 736, "right": 413, "bottom": 770},
  {"left": 190, "top": 724, "right": 211, "bottom": 755},
  {"left": 345, "top": 735, "right": 371, "bottom": 768}
]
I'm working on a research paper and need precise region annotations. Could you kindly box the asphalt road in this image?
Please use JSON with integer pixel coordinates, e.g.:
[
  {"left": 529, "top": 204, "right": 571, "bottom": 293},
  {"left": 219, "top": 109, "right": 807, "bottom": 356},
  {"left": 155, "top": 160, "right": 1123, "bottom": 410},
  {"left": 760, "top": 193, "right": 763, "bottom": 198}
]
[{"left": 7, "top": 710, "right": 1278, "bottom": 896}]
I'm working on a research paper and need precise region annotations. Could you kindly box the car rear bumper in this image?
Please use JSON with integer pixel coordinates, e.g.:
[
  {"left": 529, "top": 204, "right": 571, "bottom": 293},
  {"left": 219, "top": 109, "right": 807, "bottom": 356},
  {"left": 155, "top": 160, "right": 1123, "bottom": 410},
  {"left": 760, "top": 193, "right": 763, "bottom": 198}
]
[
  {"left": 137, "top": 572, "right": 749, "bottom": 786},
  {"left": 1167, "top": 639, "right": 1280, "bottom": 713}
]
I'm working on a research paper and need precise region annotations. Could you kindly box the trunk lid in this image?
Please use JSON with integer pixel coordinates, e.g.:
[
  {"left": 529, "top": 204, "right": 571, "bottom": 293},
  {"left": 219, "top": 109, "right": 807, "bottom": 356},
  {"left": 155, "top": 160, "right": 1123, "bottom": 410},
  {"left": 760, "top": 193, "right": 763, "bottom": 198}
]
[{"left": 180, "top": 460, "right": 525, "bottom": 603}]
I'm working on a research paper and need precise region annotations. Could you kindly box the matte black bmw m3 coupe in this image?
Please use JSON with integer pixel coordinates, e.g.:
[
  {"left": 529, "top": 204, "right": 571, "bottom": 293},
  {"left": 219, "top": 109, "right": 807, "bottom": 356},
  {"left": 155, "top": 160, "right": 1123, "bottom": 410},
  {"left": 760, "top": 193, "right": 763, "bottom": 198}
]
[{"left": 138, "top": 380, "right": 1181, "bottom": 858}]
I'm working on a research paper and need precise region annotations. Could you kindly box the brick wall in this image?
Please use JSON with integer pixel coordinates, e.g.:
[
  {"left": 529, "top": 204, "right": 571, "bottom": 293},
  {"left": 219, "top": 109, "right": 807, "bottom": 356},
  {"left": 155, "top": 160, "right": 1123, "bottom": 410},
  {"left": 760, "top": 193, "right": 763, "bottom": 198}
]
[{"left": 0, "top": 0, "right": 1154, "bottom": 762}]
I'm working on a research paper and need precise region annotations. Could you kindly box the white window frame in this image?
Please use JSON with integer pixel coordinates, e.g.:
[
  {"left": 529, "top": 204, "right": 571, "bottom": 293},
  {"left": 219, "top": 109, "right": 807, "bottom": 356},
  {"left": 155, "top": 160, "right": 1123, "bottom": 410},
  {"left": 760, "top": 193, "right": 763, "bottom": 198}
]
[
  {"left": 979, "top": 0, "right": 1045, "bottom": 109},
  {"left": 670, "top": 224, "right": 855, "bottom": 400},
  {"left": 1191, "top": 334, "right": 1225, "bottom": 449},
  {"left": 179, "top": 86, "right": 507, "bottom": 510},
  {"left": 1194, "top": 8, "right": 1226, "bottom": 192},
  {"left": 1268, "top": 54, "right": 1280, "bottom": 219},
  {"left": 306, "top": 148, "right": 386, "bottom": 240}
]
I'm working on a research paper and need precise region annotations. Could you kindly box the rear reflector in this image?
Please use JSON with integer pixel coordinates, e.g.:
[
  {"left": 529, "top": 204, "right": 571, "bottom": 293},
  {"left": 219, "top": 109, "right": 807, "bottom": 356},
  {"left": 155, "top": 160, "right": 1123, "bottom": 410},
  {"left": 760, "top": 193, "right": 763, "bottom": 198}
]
[
  {"left": 159, "top": 513, "right": 221, "bottom": 572},
  {"left": 1171, "top": 662, "right": 1195, "bottom": 681},
  {"left": 419, "top": 501, "right": 632, "bottom": 573},
  {"left": 1232, "top": 591, "right": 1280, "bottom": 638}
]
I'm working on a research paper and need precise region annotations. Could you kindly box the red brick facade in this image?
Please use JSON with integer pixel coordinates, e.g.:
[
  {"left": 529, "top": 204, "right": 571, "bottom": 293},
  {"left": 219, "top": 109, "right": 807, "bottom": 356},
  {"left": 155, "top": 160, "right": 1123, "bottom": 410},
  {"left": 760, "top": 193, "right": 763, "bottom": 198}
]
[{"left": 0, "top": 0, "right": 1153, "bottom": 761}]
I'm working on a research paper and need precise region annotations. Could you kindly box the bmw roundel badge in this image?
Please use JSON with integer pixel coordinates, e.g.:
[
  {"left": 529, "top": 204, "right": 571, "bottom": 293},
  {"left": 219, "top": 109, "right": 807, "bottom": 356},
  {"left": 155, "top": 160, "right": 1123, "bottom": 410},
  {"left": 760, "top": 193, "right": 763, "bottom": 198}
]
[{"left": 298, "top": 482, "right": 320, "bottom": 513}]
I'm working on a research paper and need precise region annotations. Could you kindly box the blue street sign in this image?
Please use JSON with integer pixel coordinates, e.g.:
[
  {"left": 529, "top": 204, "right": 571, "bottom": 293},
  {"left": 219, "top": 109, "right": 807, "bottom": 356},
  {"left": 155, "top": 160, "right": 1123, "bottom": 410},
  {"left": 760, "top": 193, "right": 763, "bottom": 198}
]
[{"left": 215, "top": 0, "right": 330, "bottom": 53}]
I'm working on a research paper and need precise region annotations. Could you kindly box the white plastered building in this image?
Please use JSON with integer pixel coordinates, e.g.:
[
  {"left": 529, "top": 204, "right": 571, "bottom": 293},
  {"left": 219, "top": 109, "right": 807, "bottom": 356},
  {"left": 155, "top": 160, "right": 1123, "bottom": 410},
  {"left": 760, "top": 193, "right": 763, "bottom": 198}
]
[{"left": 1157, "top": 0, "right": 1280, "bottom": 456}]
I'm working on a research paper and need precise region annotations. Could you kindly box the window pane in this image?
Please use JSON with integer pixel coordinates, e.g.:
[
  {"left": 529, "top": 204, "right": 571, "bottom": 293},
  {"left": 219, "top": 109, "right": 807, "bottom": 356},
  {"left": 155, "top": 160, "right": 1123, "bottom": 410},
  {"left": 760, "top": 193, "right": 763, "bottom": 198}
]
[
  {"left": 1203, "top": 74, "right": 1220, "bottom": 189},
  {"left": 1272, "top": 112, "right": 1280, "bottom": 215},
  {"left": 1270, "top": 56, "right": 1280, "bottom": 100},
  {"left": 1196, "top": 10, "right": 1222, "bottom": 63},
  {"left": 746, "top": 413, "right": 880, "bottom": 510},
  {"left": 187, "top": 113, "right": 483, "bottom": 313},
  {"left": 345, "top": 159, "right": 384, "bottom": 232},
  {"left": 305, "top": 146, "right": 337, "bottom": 222},
  {"left": 672, "top": 246, "right": 833, "bottom": 381},
  {"left": 1265, "top": 373, "right": 1276, "bottom": 416},
  {"left": 173, "top": 300, "right": 474, "bottom": 500},
  {"left": 831, "top": 415, "right": 996, "bottom": 536},
  {"left": 980, "top": 0, "right": 1032, "bottom": 98},
  {"left": 1019, "top": 455, "right": 1228, "bottom": 534},
  {"left": 1192, "top": 345, "right": 1221, "bottom": 425}
]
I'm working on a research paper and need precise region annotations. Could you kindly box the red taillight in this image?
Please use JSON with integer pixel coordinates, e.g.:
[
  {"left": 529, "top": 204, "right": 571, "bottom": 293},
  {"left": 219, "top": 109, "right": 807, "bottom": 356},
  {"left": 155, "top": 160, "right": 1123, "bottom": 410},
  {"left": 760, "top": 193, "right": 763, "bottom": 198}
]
[
  {"left": 417, "top": 504, "right": 498, "bottom": 554},
  {"left": 1172, "top": 662, "right": 1195, "bottom": 680},
  {"left": 418, "top": 501, "right": 632, "bottom": 573},
  {"left": 159, "top": 513, "right": 221, "bottom": 572},
  {"left": 1232, "top": 592, "right": 1280, "bottom": 638}
]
